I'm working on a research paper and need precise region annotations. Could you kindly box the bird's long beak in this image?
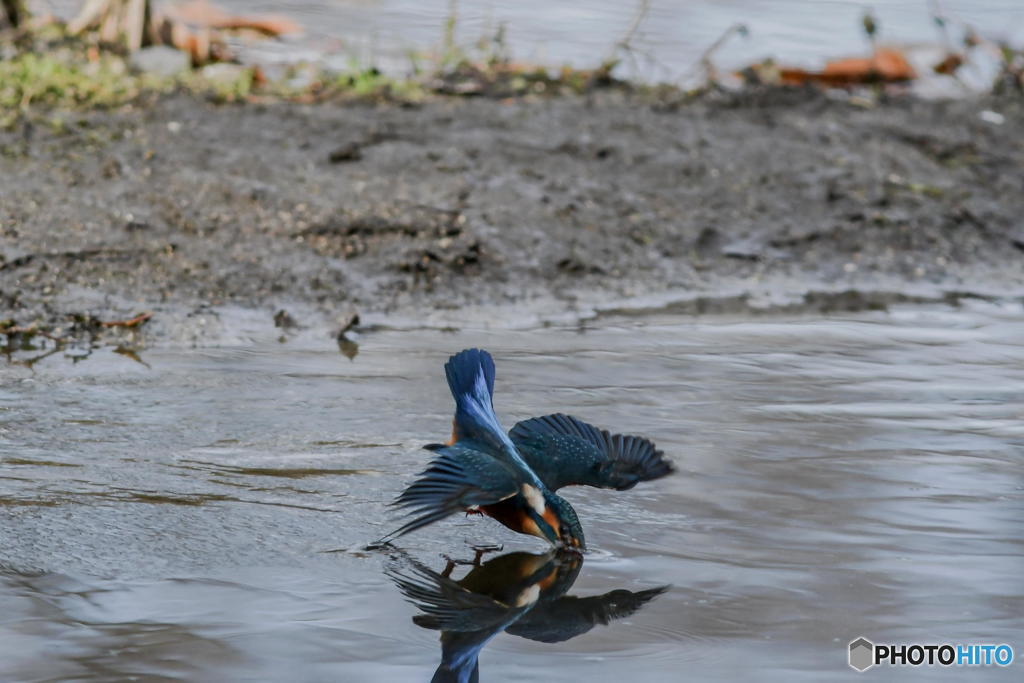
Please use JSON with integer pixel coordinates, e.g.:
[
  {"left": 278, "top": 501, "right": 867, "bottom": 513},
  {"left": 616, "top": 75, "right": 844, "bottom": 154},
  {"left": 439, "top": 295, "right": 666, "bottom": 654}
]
[{"left": 526, "top": 509, "right": 560, "bottom": 546}]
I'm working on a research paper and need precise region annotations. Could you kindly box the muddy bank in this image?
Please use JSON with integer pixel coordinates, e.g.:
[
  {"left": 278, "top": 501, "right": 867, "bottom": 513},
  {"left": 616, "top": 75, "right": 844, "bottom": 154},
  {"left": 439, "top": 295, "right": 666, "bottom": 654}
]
[{"left": 2, "top": 89, "right": 1023, "bottom": 345}]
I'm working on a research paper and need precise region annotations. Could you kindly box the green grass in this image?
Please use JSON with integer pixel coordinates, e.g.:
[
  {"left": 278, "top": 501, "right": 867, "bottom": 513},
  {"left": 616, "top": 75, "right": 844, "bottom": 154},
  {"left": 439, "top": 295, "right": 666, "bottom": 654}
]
[
  {"left": 0, "top": 23, "right": 628, "bottom": 128},
  {"left": 0, "top": 51, "right": 161, "bottom": 111},
  {"left": 329, "top": 63, "right": 426, "bottom": 100},
  {"left": 0, "top": 48, "right": 431, "bottom": 122}
]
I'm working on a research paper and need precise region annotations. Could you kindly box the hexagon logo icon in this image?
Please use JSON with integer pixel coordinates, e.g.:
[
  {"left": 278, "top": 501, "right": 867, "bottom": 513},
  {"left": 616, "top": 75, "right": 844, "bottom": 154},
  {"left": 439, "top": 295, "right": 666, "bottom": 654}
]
[{"left": 849, "top": 637, "right": 875, "bottom": 672}]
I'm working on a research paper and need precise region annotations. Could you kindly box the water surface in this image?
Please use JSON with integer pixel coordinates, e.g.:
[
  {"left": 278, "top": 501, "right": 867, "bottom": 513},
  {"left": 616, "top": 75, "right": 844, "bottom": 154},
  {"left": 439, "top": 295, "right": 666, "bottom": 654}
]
[{"left": 1, "top": 300, "right": 1022, "bottom": 680}]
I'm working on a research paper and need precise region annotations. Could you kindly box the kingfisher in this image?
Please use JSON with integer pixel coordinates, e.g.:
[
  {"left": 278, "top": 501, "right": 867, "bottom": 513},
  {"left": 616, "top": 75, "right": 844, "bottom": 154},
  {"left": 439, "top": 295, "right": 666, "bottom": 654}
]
[
  {"left": 386, "top": 548, "right": 668, "bottom": 683},
  {"left": 377, "top": 348, "right": 674, "bottom": 550}
]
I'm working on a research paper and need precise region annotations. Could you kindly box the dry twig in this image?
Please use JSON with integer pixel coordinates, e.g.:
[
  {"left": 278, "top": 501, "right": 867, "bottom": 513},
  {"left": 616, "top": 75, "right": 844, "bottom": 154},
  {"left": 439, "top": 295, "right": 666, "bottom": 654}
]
[{"left": 100, "top": 312, "right": 153, "bottom": 328}]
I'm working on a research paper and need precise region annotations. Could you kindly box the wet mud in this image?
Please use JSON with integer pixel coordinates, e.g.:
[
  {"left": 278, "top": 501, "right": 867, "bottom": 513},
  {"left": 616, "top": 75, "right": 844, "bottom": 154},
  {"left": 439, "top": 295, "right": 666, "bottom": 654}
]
[{"left": 2, "top": 89, "right": 1023, "bottom": 344}]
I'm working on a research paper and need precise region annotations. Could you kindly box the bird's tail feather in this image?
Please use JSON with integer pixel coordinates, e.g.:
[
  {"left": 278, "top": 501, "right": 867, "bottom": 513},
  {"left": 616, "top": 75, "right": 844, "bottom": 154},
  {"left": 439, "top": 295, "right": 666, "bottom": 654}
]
[
  {"left": 444, "top": 349, "right": 505, "bottom": 448},
  {"left": 445, "top": 348, "right": 496, "bottom": 406}
]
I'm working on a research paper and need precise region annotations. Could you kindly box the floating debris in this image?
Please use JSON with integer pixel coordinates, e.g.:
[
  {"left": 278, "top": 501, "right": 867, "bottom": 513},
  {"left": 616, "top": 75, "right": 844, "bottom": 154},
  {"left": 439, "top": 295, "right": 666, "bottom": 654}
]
[
  {"left": 273, "top": 309, "right": 298, "bottom": 329},
  {"left": 336, "top": 312, "right": 360, "bottom": 360},
  {"left": 0, "top": 320, "right": 65, "bottom": 343},
  {"left": 113, "top": 344, "right": 150, "bottom": 367},
  {"left": 337, "top": 312, "right": 360, "bottom": 337}
]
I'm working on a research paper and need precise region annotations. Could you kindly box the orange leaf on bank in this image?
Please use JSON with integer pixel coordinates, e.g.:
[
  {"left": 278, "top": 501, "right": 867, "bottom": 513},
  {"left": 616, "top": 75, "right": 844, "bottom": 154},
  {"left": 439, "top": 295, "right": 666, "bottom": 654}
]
[{"left": 778, "top": 47, "right": 916, "bottom": 86}]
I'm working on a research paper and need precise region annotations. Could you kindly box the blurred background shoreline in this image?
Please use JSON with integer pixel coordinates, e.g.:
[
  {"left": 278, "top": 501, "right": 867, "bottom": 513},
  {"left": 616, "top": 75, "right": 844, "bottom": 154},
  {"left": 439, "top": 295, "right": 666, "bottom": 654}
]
[
  {"left": 2, "top": 0, "right": 1023, "bottom": 350},
  {"left": 35, "top": 1, "right": 1023, "bottom": 77},
  {"left": 11, "top": 0, "right": 1023, "bottom": 95}
]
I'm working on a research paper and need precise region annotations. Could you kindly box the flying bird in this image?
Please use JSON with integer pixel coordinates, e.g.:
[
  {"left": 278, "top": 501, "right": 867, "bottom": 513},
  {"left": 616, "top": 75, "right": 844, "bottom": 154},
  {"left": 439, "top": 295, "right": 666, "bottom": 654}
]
[{"left": 378, "top": 348, "right": 673, "bottom": 550}]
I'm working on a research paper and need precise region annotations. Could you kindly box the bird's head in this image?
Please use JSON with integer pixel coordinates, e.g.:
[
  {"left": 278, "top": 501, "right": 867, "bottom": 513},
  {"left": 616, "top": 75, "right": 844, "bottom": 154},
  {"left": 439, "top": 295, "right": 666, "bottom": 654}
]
[
  {"left": 519, "top": 483, "right": 586, "bottom": 551},
  {"left": 529, "top": 490, "right": 584, "bottom": 551},
  {"left": 548, "top": 492, "right": 585, "bottom": 551}
]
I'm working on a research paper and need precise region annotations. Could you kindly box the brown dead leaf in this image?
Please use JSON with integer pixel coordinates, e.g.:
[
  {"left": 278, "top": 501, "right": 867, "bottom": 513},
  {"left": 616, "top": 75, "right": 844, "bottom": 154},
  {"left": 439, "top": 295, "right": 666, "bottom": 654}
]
[
  {"left": 933, "top": 53, "right": 964, "bottom": 75},
  {"left": 779, "top": 47, "right": 916, "bottom": 86}
]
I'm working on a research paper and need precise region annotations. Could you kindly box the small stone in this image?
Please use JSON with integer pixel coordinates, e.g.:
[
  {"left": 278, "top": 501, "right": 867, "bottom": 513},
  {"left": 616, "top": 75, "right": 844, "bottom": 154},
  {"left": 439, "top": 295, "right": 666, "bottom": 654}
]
[
  {"left": 979, "top": 110, "right": 1005, "bottom": 125},
  {"left": 328, "top": 143, "right": 363, "bottom": 163},
  {"left": 721, "top": 237, "right": 790, "bottom": 261},
  {"left": 199, "top": 63, "right": 252, "bottom": 85},
  {"left": 129, "top": 46, "right": 191, "bottom": 78}
]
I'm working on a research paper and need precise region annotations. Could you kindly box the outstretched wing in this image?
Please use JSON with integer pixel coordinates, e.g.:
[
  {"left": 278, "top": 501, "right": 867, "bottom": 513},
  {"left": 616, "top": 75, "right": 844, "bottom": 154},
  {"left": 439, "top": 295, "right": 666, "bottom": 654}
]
[
  {"left": 506, "top": 585, "right": 669, "bottom": 643},
  {"left": 509, "top": 413, "right": 674, "bottom": 491},
  {"left": 381, "top": 444, "right": 520, "bottom": 542}
]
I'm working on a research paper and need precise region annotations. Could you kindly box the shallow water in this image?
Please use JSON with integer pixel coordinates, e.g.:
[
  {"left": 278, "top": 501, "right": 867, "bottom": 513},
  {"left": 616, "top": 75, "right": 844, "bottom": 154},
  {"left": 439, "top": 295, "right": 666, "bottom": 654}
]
[
  {"left": 50, "top": 0, "right": 1022, "bottom": 85},
  {"left": 2, "top": 300, "right": 1023, "bottom": 681}
]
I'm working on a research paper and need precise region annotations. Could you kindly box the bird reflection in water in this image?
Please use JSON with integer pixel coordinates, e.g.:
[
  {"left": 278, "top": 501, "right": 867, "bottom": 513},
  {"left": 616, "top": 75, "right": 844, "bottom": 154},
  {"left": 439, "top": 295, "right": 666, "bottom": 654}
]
[{"left": 386, "top": 547, "right": 669, "bottom": 683}]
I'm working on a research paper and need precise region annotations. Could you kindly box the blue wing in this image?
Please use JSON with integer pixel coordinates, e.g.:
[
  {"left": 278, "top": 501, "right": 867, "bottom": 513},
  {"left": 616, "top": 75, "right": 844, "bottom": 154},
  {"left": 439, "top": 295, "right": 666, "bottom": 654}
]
[
  {"left": 382, "top": 444, "right": 520, "bottom": 542},
  {"left": 509, "top": 413, "right": 674, "bottom": 491}
]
